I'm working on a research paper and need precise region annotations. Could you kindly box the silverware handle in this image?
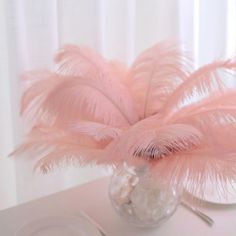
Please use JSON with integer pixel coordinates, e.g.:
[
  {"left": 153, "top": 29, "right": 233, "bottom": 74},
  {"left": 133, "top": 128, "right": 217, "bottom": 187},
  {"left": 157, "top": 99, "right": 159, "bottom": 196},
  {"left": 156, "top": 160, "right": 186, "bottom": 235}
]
[
  {"left": 80, "top": 210, "right": 109, "bottom": 236},
  {"left": 181, "top": 202, "right": 214, "bottom": 226}
]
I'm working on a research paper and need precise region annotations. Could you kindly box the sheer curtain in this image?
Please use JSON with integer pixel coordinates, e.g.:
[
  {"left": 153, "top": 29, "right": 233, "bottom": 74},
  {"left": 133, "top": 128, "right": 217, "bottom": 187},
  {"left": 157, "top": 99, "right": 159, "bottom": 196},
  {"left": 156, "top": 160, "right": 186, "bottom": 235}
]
[{"left": 0, "top": 0, "right": 235, "bottom": 209}]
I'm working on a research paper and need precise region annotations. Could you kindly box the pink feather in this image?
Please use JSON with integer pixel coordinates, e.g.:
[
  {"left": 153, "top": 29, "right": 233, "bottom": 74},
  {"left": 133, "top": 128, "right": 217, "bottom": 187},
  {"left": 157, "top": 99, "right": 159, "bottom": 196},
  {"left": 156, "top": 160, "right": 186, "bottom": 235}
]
[
  {"left": 102, "top": 123, "right": 203, "bottom": 165},
  {"left": 129, "top": 41, "right": 192, "bottom": 119},
  {"left": 54, "top": 45, "right": 139, "bottom": 125},
  {"left": 163, "top": 58, "right": 236, "bottom": 117},
  {"left": 20, "top": 71, "right": 66, "bottom": 129},
  {"left": 40, "top": 76, "right": 134, "bottom": 126},
  {"left": 70, "top": 121, "right": 123, "bottom": 141},
  {"left": 12, "top": 125, "right": 104, "bottom": 173},
  {"left": 54, "top": 44, "right": 107, "bottom": 77}
]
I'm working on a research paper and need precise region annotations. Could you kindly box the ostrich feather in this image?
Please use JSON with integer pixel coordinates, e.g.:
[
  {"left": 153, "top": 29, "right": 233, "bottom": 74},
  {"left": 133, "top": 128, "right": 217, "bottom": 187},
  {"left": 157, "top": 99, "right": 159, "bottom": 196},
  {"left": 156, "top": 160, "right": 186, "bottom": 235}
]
[
  {"left": 174, "top": 107, "right": 236, "bottom": 151},
  {"left": 55, "top": 44, "right": 106, "bottom": 77},
  {"left": 20, "top": 71, "right": 63, "bottom": 128},
  {"left": 129, "top": 41, "right": 192, "bottom": 118},
  {"left": 12, "top": 126, "right": 101, "bottom": 155},
  {"left": 21, "top": 70, "right": 52, "bottom": 91},
  {"left": 162, "top": 66, "right": 236, "bottom": 148},
  {"left": 55, "top": 45, "right": 129, "bottom": 90},
  {"left": 40, "top": 76, "right": 136, "bottom": 126},
  {"left": 152, "top": 150, "right": 236, "bottom": 199},
  {"left": 12, "top": 126, "right": 104, "bottom": 173},
  {"left": 102, "top": 123, "right": 203, "bottom": 166},
  {"left": 164, "top": 59, "right": 236, "bottom": 117},
  {"left": 70, "top": 121, "right": 122, "bottom": 141},
  {"left": 165, "top": 90, "right": 236, "bottom": 128},
  {"left": 34, "top": 145, "right": 103, "bottom": 174},
  {"left": 21, "top": 70, "right": 57, "bottom": 114},
  {"left": 52, "top": 44, "right": 138, "bottom": 126}
]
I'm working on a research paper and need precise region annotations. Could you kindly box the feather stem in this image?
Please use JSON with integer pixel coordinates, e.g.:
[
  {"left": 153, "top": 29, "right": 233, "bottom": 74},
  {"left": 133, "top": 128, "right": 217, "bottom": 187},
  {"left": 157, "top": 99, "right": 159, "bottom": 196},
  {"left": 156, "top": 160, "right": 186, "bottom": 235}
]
[{"left": 143, "top": 67, "right": 155, "bottom": 118}]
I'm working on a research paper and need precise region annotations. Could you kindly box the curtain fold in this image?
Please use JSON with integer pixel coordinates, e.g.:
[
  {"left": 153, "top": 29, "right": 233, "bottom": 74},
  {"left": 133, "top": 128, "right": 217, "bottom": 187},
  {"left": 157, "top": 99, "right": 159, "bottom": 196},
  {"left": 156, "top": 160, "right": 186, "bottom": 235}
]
[
  {"left": 0, "top": 0, "right": 235, "bottom": 209},
  {"left": 0, "top": 0, "right": 17, "bottom": 209}
]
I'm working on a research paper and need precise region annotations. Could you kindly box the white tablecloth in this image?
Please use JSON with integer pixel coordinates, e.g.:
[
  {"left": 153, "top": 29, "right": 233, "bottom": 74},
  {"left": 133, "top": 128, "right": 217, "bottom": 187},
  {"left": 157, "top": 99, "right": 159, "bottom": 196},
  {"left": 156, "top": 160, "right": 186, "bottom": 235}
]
[{"left": 0, "top": 177, "right": 236, "bottom": 235}]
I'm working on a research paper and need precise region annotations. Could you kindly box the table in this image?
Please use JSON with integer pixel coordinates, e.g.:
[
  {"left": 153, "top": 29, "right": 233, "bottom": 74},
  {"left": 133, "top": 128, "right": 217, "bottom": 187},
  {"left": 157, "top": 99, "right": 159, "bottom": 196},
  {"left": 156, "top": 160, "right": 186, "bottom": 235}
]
[{"left": 0, "top": 177, "right": 236, "bottom": 235}]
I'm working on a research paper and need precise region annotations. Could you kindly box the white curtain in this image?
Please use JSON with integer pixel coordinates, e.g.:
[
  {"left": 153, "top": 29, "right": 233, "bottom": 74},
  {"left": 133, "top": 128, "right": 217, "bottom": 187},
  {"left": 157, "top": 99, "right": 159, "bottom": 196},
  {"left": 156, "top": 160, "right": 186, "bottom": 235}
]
[{"left": 0, "top": 0, "right": 235, "bottom": 209}]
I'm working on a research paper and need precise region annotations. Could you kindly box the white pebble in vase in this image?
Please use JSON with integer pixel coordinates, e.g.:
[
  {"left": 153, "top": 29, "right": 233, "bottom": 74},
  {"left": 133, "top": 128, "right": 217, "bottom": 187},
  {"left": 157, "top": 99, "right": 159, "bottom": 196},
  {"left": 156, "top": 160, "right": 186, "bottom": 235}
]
[{"left": 109, "top": 163, "right": 181, "bottom": 228}]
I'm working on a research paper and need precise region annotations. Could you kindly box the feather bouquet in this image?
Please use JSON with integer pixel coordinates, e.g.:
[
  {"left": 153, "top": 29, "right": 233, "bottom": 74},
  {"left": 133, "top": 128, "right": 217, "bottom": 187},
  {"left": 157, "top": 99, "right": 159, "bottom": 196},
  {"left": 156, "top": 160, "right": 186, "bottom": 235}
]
[{"left": 13, "top": 41, "right": 236, "bottom": 201}]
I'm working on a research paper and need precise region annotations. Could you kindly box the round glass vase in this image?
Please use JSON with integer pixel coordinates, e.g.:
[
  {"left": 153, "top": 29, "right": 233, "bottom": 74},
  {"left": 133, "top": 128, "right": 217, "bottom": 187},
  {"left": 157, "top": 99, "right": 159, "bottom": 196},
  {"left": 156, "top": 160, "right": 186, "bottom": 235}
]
[{"left": 109, "top": 164, "right": 181, "bottom": 228}]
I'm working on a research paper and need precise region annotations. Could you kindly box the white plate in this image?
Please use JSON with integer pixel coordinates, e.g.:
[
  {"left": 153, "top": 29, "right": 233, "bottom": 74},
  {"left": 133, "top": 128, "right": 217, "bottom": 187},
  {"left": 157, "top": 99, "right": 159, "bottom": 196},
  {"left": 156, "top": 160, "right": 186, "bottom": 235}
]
[
  {"left": 15, "top": 215, "right": 102, "bottom": 236},
  {"left": 184, "top": 180, "right": 236, "bottom": 204}
]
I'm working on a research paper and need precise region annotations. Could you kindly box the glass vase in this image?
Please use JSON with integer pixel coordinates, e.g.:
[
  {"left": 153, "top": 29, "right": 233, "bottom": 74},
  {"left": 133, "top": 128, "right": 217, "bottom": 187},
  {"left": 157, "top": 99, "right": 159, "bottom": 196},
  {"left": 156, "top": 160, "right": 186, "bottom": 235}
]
[{"left": 109, "top": 163, "right": 181, "bottom": 227}]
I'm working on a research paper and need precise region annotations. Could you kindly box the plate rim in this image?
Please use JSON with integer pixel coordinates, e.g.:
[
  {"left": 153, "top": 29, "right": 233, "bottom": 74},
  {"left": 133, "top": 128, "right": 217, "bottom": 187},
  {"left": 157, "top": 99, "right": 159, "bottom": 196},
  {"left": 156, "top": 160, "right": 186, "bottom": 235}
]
[
  {"left": 15, "top": 215, "right": 102, "bottom": 236},
  {"left": 184, "top": 180, "right": 236, "bottom": 205}
]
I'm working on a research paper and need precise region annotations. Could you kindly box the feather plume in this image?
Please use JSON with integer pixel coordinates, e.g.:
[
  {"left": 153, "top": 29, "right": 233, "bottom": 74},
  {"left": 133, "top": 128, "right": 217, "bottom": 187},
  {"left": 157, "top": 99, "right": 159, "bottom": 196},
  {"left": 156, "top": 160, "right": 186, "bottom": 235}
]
[
  {"left": 55, "top": 44, "right": 106, "bottom": 77},
  {"left": 162, "top": 62, "right": 236, "bottom": 149},
  {"left": 129, "top": 41, "right": 192, "bottom": 118},
  {"left": 33, "top": 144, "right": 103, "bottom": 174},
  {"left": 70, "top": 121, "right": 122, "bottom": 141},
  {"left": 102, "top": 123, "right": 203, "bottom": 166},
  {"left": 12, "top": 126, "right": 104, "bottom": 173},
  {"left": 20, "top": 71, "right": 62, "bottom": 128},
  {"left": 52, "top": 44, "right": 138, "bottom": 126},
  {"left": 40, "top": 76, "right": 135, "bottom": 126},
  {"left": 152, "top": 150, "right": 236, "bottom": 199},
  {"left": 164, "top": 58, "right": 236, "bottom": 117},
  {"left": 174, "top": 108, "right": 236, "bottom": 151}
]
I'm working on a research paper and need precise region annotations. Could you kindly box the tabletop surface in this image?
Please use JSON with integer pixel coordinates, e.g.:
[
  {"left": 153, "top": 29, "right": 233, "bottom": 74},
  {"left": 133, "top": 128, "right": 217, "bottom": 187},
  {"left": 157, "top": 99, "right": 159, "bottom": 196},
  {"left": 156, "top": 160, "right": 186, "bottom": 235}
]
[{"left": 1, "top": 177, "right": 236, "bottom": 236}]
